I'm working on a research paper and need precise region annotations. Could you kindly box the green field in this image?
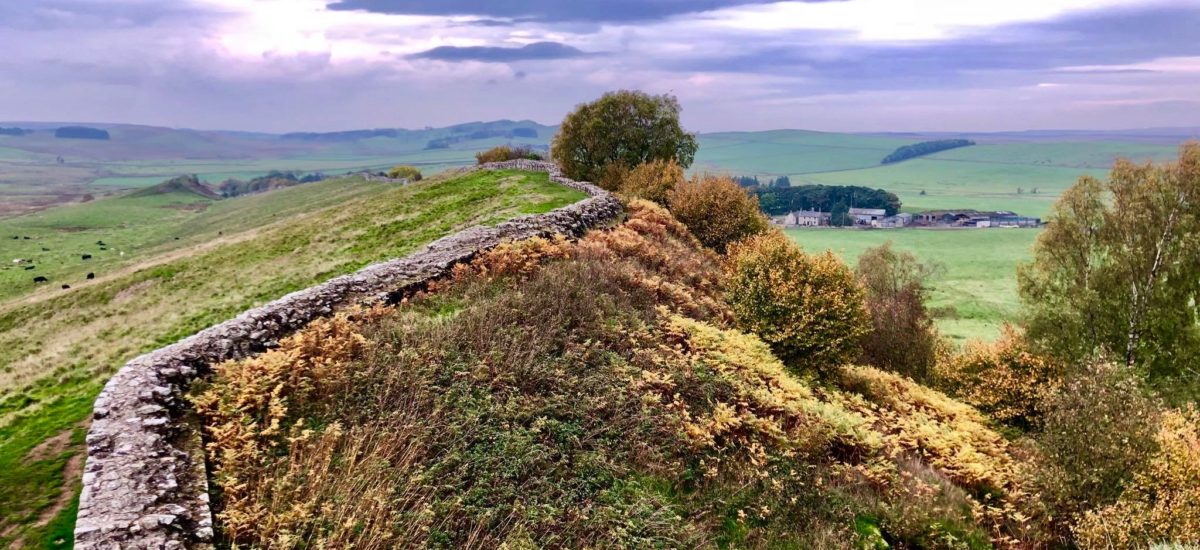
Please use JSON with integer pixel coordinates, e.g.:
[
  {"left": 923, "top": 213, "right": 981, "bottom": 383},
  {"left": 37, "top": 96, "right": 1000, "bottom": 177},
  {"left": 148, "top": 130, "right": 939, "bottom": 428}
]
[
  {"left": 785, "top": 227, "right": 1041, "bottom": 343},
  {"left": 0, "top": 168, "right": 583, "bottom": 548},
  {"left": 697, "top": 134, "right": 1182, "bottom": 217}
]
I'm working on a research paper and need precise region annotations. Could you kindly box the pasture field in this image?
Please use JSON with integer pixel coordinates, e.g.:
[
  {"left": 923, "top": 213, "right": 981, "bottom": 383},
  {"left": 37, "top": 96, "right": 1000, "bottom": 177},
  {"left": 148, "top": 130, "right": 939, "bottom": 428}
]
[
  {"left": 0, "top": 168, "right": 583, "bottom": 549},
  {"left": 784, "top": 227, "right": 1041, "bottom": 343},
  {"left": 698, "top": 134, "right": 1182, "bottom": 217}
]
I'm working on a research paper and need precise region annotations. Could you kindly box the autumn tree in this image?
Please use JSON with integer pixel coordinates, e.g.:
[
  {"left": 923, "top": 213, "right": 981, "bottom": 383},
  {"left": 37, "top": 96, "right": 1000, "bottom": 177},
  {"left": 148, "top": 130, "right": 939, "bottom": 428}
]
[
  {"left": 551, "top": 90, "right": 698, "bottom": 185},
  {"left": 855, "top": 242, "right": 942, "bottom": 382},
  {"left": 725, "top": 231, "right": 869, "bottom": 375},
  {"left": 668, "top": 173, "right": 769, "bottom": 253},
  {"left": 619, "top": 159, "right": 685, "bottom": 206},
  {"left": 1019, "top": 142, "right": 1200, "bottom": 381}
]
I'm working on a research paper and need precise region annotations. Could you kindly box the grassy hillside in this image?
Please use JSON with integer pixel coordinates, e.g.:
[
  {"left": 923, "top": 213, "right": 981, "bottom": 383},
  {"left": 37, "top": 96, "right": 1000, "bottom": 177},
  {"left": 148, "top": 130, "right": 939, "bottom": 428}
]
[
  {"left": 0, "top": 168, "right": 584, "bottom": 548},
  {"left": 191, "top": 202, "right": 1041, "bottom": 549},
  {"left": 0, "top": 121, "right": 556, "bottom": 216},
  {"left": 784, "top": 228, "right": 1040, "bottom": 342}
]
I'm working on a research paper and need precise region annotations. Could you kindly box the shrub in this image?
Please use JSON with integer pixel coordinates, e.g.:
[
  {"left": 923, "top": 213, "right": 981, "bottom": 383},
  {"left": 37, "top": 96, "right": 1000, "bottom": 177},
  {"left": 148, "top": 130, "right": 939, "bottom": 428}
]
[
  {"left": 596, "top": 161, "right": 630, "bottom": 193},
  {"left": 387, "top": 165, "right": 422, "bottom": 180},
  {"left": 619, "top": 159, "right": 685, "bottom": 206},
  {"left": 1031, "top": 363, "right": 1161, "bottom": 537},
  {"left": 668, "top": 173, "right": 770, "bottom": 252},
  {"left": 724, "top": 231, "right": 869, "bottom": 374},
  {"left": 1074, "top": 405, "right": 1200, "bottom": 549},
  {"left": 551, "top": 90, "right": 698, "bottom": 182},
  {"left": 475, "top": 144, "right": 543, "bottom": 164},
  {"left": 855, "top": 242, "right": 943, "bottom": 382},
  {"left": 935, "top": 326, "right": 1063, "bottom": 430}
]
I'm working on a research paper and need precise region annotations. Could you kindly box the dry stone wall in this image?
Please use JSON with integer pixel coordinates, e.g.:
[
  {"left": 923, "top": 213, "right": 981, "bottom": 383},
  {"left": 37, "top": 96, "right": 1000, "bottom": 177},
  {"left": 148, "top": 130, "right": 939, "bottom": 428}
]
[{"left": 75, "top": 161, "right": 621, "bottom": 549}]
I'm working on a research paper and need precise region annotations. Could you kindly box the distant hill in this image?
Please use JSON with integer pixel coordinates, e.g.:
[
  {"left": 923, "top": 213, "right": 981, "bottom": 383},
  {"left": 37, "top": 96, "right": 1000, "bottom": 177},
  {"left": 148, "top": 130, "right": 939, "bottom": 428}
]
[{"left": 126, "top": 175, "right": 222, "bottom": 200}]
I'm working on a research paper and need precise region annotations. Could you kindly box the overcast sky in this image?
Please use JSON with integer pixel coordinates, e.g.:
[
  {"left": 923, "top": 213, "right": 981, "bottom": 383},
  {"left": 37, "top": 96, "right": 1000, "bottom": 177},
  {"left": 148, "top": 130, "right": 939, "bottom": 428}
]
[{"left": 2, "top": 0, "right": 1199, "bottom": 133}]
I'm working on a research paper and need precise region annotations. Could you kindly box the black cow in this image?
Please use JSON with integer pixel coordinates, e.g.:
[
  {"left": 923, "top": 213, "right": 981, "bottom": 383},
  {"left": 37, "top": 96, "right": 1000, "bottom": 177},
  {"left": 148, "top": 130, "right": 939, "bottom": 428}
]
[
  {"left": 41, "top": 247, "right": 50, "bottom": 251},
  {"left": 82, "top": 254, "right": 92, "bottom": 260},
  {"left": 22, "top": 236, "right": 29, "bottom": 240},
  {"left": 86, "top": 272, "right": 95, "bottom": 280},
  {"left": 96, "top": 240, "right": 106, "bottom": 245},
  {"left": 61, "top": 284, "right": 70, "bottom": 289},
  {"left": 23, "top": 265, "right": 34, "bottom": 270},
  {"left": 33, "top": 276, "right": 47, "bottom": 283}
]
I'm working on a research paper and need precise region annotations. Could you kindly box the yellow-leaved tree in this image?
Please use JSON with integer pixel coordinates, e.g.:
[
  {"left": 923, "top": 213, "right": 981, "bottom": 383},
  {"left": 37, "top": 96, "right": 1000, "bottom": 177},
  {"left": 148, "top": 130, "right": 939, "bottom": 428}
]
[{"left": 724, "top": 231, "right": 869, "bottom": 375}]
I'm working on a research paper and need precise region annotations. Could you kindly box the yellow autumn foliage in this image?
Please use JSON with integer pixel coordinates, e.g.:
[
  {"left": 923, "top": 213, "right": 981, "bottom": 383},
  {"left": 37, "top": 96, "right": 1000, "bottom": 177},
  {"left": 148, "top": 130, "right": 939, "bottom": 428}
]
[
  {"left": 936, "top": 325, "right": 1064, "bottom": 429},
  {"left": 1074, "top": 405, "right": 1200, "bottom": 549},
  {"left": 667, "top": 173, "right": 770, "bottom": 252},
  {"left": 836, "top": 365, "right": 1039, "bottom": 546},
  {"left": 619, "top": 158, "right": 685, "bottom": 205},
  {"left": 724, "top": 231, "right": 870, "bottom": 375}
]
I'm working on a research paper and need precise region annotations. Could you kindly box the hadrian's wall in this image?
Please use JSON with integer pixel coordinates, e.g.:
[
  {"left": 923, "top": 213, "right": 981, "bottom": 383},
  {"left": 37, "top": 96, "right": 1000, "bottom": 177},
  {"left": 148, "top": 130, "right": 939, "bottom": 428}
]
[{"left": 75, "top": 161, "right": 622, "bottom": 549}]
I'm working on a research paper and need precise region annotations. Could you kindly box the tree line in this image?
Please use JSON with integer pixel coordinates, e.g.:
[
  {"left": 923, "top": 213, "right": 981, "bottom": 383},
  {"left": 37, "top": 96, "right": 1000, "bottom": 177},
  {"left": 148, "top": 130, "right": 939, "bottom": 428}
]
[
  {"left": 216, "top": 171, "right": 325, "bottom": 198},
  {"left": 55, "top": 126, "right": 110, "bottom": 140},
  {"left": 881, "top": 138, "right": 974, "bottom": 164}
]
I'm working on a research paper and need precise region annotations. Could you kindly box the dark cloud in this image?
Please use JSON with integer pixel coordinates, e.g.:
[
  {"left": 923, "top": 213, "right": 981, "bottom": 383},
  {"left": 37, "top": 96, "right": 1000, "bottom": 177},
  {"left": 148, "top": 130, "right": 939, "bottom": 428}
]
[
  {"left": 666, "top": 5, "right": 1200, "bottom": 93},
  {"left": 412, "top": 41, "right": 590, "bottom": 62},
  {"left": 327, "top": 0, "right": 788, "bottom": 23}
]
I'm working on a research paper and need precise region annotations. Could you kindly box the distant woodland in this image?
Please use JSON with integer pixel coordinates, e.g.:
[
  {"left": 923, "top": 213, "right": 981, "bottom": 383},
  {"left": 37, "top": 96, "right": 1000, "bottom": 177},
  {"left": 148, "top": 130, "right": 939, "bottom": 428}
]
[
  {"left": 0, "top": 127, "right": 30, "bottom": 136},
  {"left": 754, "top": 184, "right": 901, "bottom": 224},
  {"left": 55, "top": 126, "right": 110, "bottom": 140},
  {"left": 881, "top": 139, "right": 974, "bottom": 164}
]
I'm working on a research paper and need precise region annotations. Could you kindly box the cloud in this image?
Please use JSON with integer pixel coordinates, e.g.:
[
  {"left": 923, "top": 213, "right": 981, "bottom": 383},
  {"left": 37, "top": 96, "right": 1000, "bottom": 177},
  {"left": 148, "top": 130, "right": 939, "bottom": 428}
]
[
  {"left": 412, "top": 41, "right": 590, "bottom": 62},
  {"left": 326, "top": 0, "right": 788, "bottom": 23}
]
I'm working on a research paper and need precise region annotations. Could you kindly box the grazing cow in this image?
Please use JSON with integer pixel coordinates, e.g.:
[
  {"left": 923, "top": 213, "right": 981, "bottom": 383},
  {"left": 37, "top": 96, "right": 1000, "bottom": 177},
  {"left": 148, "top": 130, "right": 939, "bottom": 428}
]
[
  {"left": 22, "top": 236, "right": 29, "bottom": 240},
  {"left": 61, "top": 284, "right": 70, "bottom": 289},
  {"left": 24, "top": 265, "right": 35, "bottom": 270},
  {"left": 174, "top": 237, "right": 180, "bottom": 240},
  {"left": 82, "top": 254, "right": 92, "bottom": 260},
  {"left": 96, "top": 240, "right": 106, "bottom": 245},
  {"left": 100, "top": 247, "right": 107, "bottom": 250},
  {"left": 33, "top": 276, "right": 47, "bottom": 283},
  {"left": 41, "top": 247, "right": 50, "bottom": 251},
  {"left": 86, "top": 272, "right": 95, "bottom": 280}
]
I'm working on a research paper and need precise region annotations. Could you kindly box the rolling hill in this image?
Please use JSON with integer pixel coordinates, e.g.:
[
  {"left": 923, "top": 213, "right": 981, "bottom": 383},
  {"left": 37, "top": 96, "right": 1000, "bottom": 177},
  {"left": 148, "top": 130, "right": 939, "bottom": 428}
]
[{"left": 0, "top": 167, "right": 584, "bottom": 548}]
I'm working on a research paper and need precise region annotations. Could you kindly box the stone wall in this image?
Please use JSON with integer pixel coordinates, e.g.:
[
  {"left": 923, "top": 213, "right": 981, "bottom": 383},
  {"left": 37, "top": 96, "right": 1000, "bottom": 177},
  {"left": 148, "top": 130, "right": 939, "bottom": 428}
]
[{"left": 75, "top": 161, "right": 621, "bottom": 549}]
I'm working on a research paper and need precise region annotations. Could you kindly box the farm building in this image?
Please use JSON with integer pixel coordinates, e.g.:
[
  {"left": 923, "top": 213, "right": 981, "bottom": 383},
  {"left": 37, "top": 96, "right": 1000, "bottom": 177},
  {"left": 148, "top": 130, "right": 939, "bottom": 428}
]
[
  {"left": 915, "top": 210, "right": 1041, "bottom": 228},
  {"left": 877, "top": 212, "right": 913, "bottom": 228},
  {"left": 772, "top": 210, "right": 831, "bottom": 227},
  {"left": 849, "top": 207, "right": 887, "bottom": 226}
]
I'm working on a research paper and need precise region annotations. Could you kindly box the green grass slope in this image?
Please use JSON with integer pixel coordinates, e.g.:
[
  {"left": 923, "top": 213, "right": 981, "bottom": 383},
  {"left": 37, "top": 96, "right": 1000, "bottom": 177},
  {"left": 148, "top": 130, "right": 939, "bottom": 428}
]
[
  {"left": 0, "top": 168, "right": 584, "bottom": 548},
  {"left": 785, "top": 227, "right": 1039, "bottom": 342}
]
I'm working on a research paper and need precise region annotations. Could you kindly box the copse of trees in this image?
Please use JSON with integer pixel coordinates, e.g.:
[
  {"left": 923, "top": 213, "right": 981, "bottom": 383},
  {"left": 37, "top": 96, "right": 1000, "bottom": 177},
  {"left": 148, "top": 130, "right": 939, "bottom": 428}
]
[
  {"left": 734, "top": 175, "right": 790, "bottom": 188},
  {"left": 881, "top": 139, "right": 974, "bottom": 164},
  {"left": 755, "top": 184, "right": 901, "bottom": 219},
  {"left": 386, "top": 165, "right": 422, "bottom": 180},
  {"left": 55, "top": 126, "right": 110, "bottom": 140},
  {"left": 552, "top": 90, "right": 698, "bottom": 184},
  {"left": 0, "top": 127, "right": 30, "bottom": 136},
  {"left": 1018, "top": 142, "right": 1200, "bottom": 384},
  {"left": 217, "top": 171, "right": 325, "bottom": 198},
  {"left": 475, "top": 144, "right": 543, "bottom": 164}
]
